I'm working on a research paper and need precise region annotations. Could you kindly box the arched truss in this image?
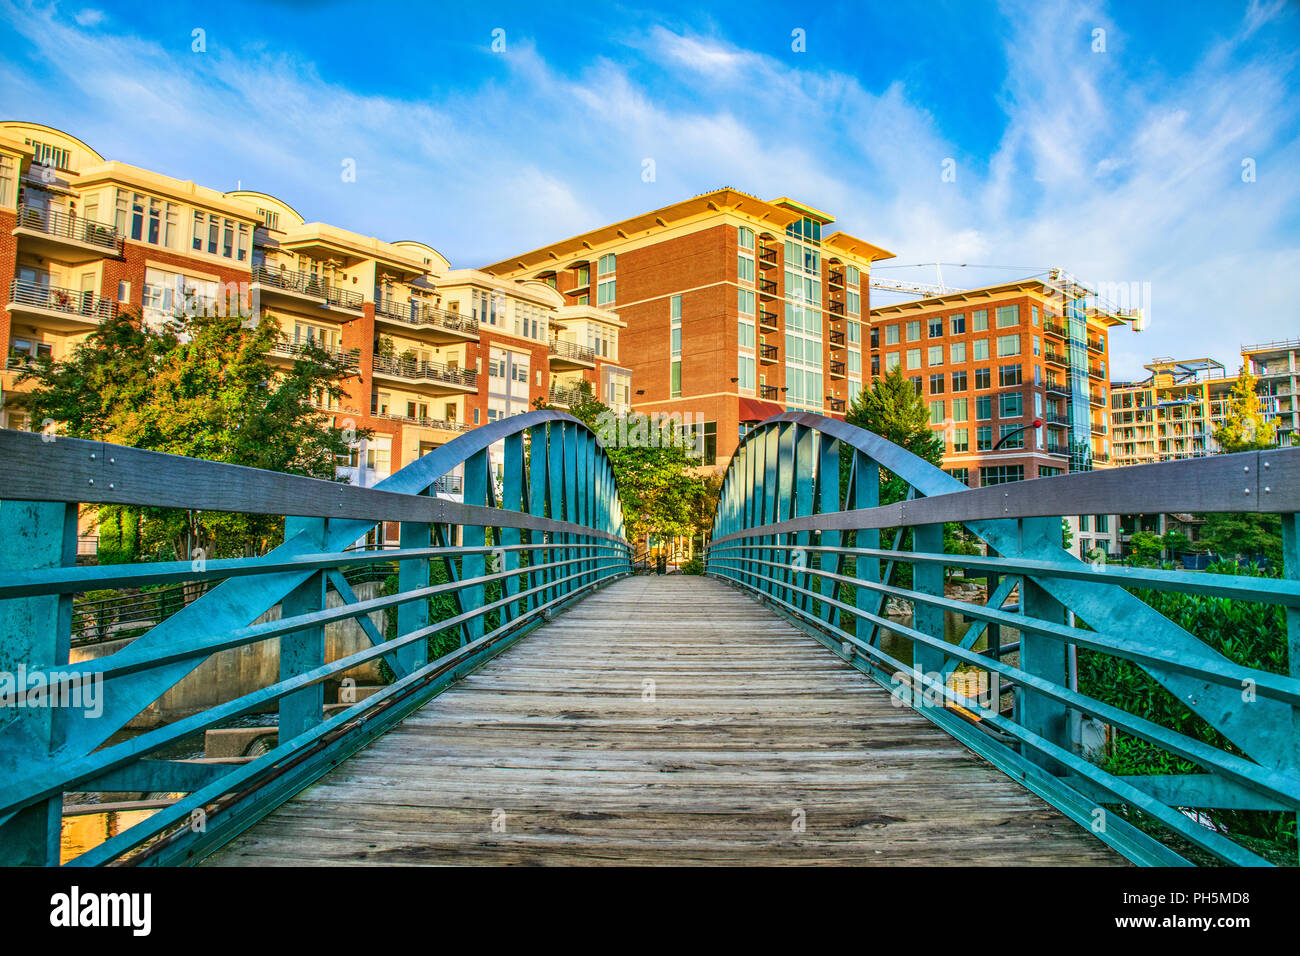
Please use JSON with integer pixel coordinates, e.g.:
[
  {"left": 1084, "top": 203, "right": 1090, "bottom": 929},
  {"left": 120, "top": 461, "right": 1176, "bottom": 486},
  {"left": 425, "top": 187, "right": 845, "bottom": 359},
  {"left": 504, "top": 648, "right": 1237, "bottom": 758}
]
[
  {"left": 708, "top": 412, "right": 1300, "bottom": 866},
  {"left": 0, "top": 410, "right": 630, "bottom": 865}
]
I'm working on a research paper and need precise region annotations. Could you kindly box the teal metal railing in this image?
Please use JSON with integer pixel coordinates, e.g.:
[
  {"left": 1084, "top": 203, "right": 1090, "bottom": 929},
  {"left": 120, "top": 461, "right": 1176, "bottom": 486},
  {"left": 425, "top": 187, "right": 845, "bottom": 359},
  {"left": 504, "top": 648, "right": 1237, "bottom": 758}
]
[
  {"left": 0, "top": 410, "right": 630, "bottom": 866},
  {"left": 707, "top": 412, "right": 1300, "bottom": 867}
]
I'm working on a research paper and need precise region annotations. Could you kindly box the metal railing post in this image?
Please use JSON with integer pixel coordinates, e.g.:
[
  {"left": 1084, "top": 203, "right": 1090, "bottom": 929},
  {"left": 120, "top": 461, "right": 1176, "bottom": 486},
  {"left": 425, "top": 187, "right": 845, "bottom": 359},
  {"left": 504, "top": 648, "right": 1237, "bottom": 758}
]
[
  {"left": 1017, "top": 516, "right": 1071, "bottom": 772},
  {"left": 0, "top": 500, "right": 76, "bottom": 865},
  {"left": 396, "top": 505, "right": 431, "bottom": 674},
  {"left": 279, "top": 516, "right": 327, "bottom": 739}
]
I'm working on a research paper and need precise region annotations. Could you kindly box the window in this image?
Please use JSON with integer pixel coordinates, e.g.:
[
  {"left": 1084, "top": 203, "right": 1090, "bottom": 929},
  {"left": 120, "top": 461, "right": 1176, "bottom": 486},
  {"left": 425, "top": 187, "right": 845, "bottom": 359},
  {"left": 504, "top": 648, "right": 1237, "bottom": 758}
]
[
  {"left": 1031, "top": 305, "right": 1040, "bottom": 327},
  {"left": 952, "top": 397, "right": 968, "bottom": 421},
  {"left": 191, "top": 210, "right": 248, "bottom": 261},
  {"left": 670, "top": 295, "right": 682, "bottom": 398},
  {"left": 999, "top": 364, "right": 1022, "bottom": 387},
  {"left": 597, "top": 253, "right": 616, "bottom": 276},
  {"left": 738, "top": 319, "right": 755, "bottom": 349},
  {"left": 972, "top": 309, "right": 989, "bottom": 331},
  {"left": 885, "top": 324, "right": 901, "bottom": 345},
  {"left": 929, "top": 373, "right": 945, "bottom": 394},
  {"left": 974, "top": 367, "right": 991, "bottom": 390},
  {"left": 1080, "top": 515, "right": 1091, "bottom": 532},
  {"left": 910, "top": 376, "right": 923, "bottom": 394},
  {"left": 738, "top": 288, "right": 755, "bottom": 315},
  {"left": 973, "top": 339, "right": 989, "bottom": 360},
  {"left": 950, "top": 341, "right": 966, "bottom": 364},
  {"left": 976, "top": 395, "right": 992, "bottom": 420},
  {"left": 997, "top": 424, "right": 1024, "bottom": 449},
  {"left": 997, "top": 334, "right": 1021, "bottom": 357},
  {"left": 906, "top": 349, "right": 921, "bottom": 370},
  {"left": 928, "top": 316, "right": 944, "bottom": 338},
  {"left": 977, "top": 425, "right": 993, "bottom": 450},
  {"left": 981, "top": 465, "right": 1025, "bottom": 485},
  {"left": 738, "top": 254, "right": 755, "bottom": 283},
  {"left": 847, "top": 321, "right": 861, "bottom": 344},
  {"left": 738, "top": 226, "right": 754, "bottom": 250},
  {"left": 885, "top": 352, "right": 900, "bottom": 371},
  {"left": 906, "top": 321, "right": 921, "bottom": 342},
  {"left": 951, "top": 369, "right": 967, "bottom": 391},
  {"left": 846, "top": 265, "right": 860, "bottom": 285},
  {"left": 996, "top": 305, "right": 1019, "bottom": 328},
  {"left": 848, "top": 350, "right": 861, "bottom": 374},
  {"left": 928, "top": 345, "right": 943, "bottom": 366},
  {"left": 953, "top": 428, "right": 969, "bottom": 452},
  {"left": 847, "top": 290, "right": 860, "bottom": 315},
  {"left": 574, "top": 264, "right": 590, "bottom": 287},
  {"left": 738, "top": 354, "right": 755, "bottom": 390},
  {"left": 929, "top": 401, "right": 945, "bottom": 425},
  {"left": 947, "top": 467, "right": 969, "bottom": 484},
  {"left": 950, "top": 313, "right": 966, "bottom": 334},
  {"left": 0, "top": 155, "right": 13, "bottom": 207},
  {"left": 999, "top": 391, "right": 1023, "bottom": 418},
  {"left": 870, "top": 327, "right": 879, "bottom": 348},
  {"left": 1097, "top": 514, "right": 1110, "bottom": 533}
]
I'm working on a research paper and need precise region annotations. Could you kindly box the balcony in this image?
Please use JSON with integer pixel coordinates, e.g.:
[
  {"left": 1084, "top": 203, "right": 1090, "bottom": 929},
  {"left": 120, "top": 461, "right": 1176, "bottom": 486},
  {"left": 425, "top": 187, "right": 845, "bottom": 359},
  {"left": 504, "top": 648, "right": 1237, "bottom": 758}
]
[
  {"left": 758, "top": 384, "right": 781, "bottom": 401},
  {"left": 1046, "top": 379, "right": 1072, "bottom": 397},
  {"left": 758, "top": 308, "right": 779, "bottom": 331},
  {"left": 828, "top": 329, "right": 846, "bottom": 349},
  {"left": 829, "top": 360, "right": 846, "bottom": 379},
  {"left": 1045, "top": 411, "right": 1070, "bottom": 426},
  {"left": 1091, "top": 422, "right": 1107, "bottom": 436},
  {"left": 374, "top": 295, "right": 479, "bottom": 343},
  {"left": 7, "top": 279, "right": 117, "bottom": 331},
  {"left": 758, "top": 246, "right": 778, "bottom": 269},
  {"left": 758, "top": 278, "right": 778, "bottom": 298},
  {"left": 547, "top": 384, "right": 586, "bottom": 407},
  {"left": 1043, "top": 320, "right": 1067, "bottom": 338},
  {"left": 253, "top": 265, "right": 364, "bottom": 314},
  {"left": 548, "top": 337, "right": 597, "bottom": 369},
  {"left": 1045, "top": 442, "right": 1070, "bottom": 457},
  {"left": 1089, "top": 363, "right": 1106, "bottom": 379},
  {"left": 826, "top": 397, "right": 845, "bottom": 413},
  {"left": 759, "top": 343, "right": 778, "bottom": 364},
  {"left": 268, "top": 339, "right": 361, "bottom": 371},
  {"left": 828, "top": 299, "right": 846, "bottom": 316},
  {"left": 1087, "top": 339, "right": 1105, "bottom": 354},
  {"left": 433, "top": 474, "right": 463, "bottom": 495},
  {"left": 1089, "top": 390, "right": 1106, "bottom": 407},
  {"left": 371, "top": 407, "right": 469, "bottom": 434},
  {"left": 828, "top": 268, "right": 845, "bottom": 287},
  {"left": 371, "top": 352, "right": 478, "bottom": 393},
  {"left": 13, "top": 203, "right": 123, "bottom": 260},
  {"left": 1044, "top": 347, "right": 1068, "bottom": 367}
]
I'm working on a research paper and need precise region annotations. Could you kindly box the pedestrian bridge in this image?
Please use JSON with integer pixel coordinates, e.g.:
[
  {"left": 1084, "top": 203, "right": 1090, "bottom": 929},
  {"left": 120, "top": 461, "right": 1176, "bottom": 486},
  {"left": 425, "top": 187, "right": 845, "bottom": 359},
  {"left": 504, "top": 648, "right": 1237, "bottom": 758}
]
[{"left": 1, "top": 411, "right": 1298, "bottom": 866}]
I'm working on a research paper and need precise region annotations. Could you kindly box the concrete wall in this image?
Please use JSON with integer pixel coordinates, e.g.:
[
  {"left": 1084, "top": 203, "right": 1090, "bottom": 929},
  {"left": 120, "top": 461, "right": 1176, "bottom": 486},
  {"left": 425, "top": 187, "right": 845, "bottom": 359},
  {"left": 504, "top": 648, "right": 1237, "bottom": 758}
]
[{"left": 71, "top": 581, "right": 389, "bottom": 728}]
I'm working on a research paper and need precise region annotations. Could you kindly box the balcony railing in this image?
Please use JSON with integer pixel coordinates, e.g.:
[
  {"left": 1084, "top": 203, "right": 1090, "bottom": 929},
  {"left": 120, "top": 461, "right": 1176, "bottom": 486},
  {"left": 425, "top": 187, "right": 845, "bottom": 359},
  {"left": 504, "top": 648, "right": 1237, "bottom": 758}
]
[
  {"left": 1090, "top": 390, "right": 1106, "bottom": 406},
  {"left": 371, "top": 351, "right": 478, "bottom": 388},
  {"left": 1045, "top": 442, "right": 1070, "bottom": 456},
  {"left": 1043, "top": 320, "right": 1067, "bottom": 337},
  {"left": 828, "top": 299, "right": 845, "bottom": 316},
  {"left": 548, "top": 338, "right": 597, "bottom": 364},
  {"left": 758, "top": 309, "right": 778, "bottom": 330},
  {"left": 1045, "top": 411, "right": 1070, "bottom": 426},
  {"left": 758, "top": 247, "right": 778, "bottom": 269},
  {"left": 1087, "top": 339, "right": 1105, "bottom": 354},
  {"left": 14, "top": 203, "right": 122, "bottom": 253},
  {"left": 1091, "top": 423, "right": 1107, "bottom": 436},
  {"left": 547, "top": 384, "right": 586, "bottom": 407},
  {"left": 269, "top": 339, "right": 361, "bottom": 371},
  {"left": 829, "top": 360, "right": 846, "bottom": 378},
  {"left": 1044, "top": 348, "right": 1068, "bottom": 365},
  {"left": 371, "top": 408, "right": 470, "bottom": 433},
  {"left": 828, "top": 329, "right": 846, "bottom": 348},
  {"left": 374, "top": 295, "right": 478, "bottom": 334},
  {"left": 252, "top": 265, "right": 365, "bottom": 312},
  {"left": 828, "top": 268, "right": 845, "bottom": 286},
  {"left": 1046, "top": 379, "right": 1072, "bottom": 397},
  {"left": 758, "top": 278, "right": 778, "bottom": 297},
  {"left": 9, "top": 279, "right": 116, "bottom": 321},
  {"left": 826, "top": 397, "right": 845, "bottom": 413},
  {"left": 1089, "top": 364, "right": 1106, "bottom": 379},
  {"left": 759, "top": 384, "right": 780, "bottom": 401},
  {"left": 759, "top": 343, "right": 778, "bottom": 363}
]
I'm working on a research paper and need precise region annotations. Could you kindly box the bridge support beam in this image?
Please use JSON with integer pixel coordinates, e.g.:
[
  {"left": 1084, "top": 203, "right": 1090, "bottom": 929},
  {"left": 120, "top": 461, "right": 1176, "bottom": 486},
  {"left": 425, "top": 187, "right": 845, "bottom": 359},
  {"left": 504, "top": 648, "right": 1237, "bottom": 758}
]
[
  {"left": 397, "top": 509, "right": 431, "bottom": 675},
  {"left": 912, "top": 523, "right": 945, "bottom": 678},
  {"left": 0, "top": 501, "right": 76, "bottom": 866}
]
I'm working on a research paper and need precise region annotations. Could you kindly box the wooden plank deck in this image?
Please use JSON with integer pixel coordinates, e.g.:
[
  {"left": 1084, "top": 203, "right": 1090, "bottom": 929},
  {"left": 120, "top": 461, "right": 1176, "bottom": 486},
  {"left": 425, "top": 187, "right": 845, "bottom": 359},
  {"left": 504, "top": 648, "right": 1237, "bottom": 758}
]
[{"left": 206, "top": 576, "right": 1119, "bottom": 866}]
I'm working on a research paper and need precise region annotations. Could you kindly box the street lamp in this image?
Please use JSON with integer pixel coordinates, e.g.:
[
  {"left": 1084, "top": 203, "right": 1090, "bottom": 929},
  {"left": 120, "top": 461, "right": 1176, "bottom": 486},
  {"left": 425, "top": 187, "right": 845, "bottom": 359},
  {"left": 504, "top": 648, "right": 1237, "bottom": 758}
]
[{"left": 992, "top": 418, "right": 1043, "bottom": 451}]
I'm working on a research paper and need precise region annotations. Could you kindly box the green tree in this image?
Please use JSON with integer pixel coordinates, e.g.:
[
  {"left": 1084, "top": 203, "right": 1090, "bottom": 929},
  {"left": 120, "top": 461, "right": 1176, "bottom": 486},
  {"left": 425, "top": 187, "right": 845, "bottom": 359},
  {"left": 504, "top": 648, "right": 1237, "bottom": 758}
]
[
  {"left": 1201, "top": 512, "right": 1282, "bottom": 567},
  {"left": 845, "top": 365, "right": 944, "bottom": 506},
  {"left": 1061, "top": 518, "right": 1074, "bottom": 552},
  {"left": 1213, "top": 366, "right": 1277, "bottom": 453},
  {"left": 1128, "top": 530, "right": 1164, "bottom": 564},
  {"left": 19, "top": 309, "right": 364, "bottom": 561}
]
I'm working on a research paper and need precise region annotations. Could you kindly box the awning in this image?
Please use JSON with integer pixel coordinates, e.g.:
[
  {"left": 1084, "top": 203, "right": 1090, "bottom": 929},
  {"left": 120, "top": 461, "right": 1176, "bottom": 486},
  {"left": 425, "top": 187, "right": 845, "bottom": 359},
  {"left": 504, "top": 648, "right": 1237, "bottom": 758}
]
[{"left": 738, "top": 397, "right": 786, "bottom": 423}]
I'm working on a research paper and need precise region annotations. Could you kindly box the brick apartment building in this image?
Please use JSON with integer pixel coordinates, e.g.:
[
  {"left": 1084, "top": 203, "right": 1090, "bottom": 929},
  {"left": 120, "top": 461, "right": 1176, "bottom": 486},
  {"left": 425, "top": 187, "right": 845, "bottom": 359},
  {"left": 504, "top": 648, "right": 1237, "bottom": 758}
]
[
  {"left": 870, "top": 275, "right": 1132, "bottom": 487},
  {"left": 0, "top": 121, "right": 631, "bottom": 509},
  {"left": 483, "top": 189, "right": 894, "bottom": 467}
]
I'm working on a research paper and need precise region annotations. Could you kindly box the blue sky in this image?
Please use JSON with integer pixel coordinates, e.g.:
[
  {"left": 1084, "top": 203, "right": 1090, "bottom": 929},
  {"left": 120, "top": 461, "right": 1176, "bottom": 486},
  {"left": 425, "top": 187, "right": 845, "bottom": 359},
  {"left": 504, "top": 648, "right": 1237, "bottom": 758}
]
[{"left": 2, "top": 0, "right": 1297, "bottom": 378}]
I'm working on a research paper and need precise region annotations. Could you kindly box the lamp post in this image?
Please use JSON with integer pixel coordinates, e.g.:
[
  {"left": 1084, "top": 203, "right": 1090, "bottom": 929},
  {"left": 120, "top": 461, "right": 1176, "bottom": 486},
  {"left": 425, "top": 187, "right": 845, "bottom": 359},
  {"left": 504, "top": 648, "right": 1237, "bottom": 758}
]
[{"left": 991, "top": 418, "right": 1043, "bottom": 451}]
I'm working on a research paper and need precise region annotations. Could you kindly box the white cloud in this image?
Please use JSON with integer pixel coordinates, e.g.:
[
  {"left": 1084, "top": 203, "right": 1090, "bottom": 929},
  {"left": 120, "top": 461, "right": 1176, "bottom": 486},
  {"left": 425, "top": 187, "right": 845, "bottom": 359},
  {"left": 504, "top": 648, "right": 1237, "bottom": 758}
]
[{"left": 72, "top": 8, "right": 103, "bottom": 27}]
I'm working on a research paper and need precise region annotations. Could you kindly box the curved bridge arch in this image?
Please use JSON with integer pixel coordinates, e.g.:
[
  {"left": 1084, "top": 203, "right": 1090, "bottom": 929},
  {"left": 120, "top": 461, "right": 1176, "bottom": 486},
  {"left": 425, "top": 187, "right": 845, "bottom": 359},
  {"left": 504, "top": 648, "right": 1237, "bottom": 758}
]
[
  {"left": 708, "top": 412, "right": 1300, "bottom": 866},
  {"left": 0, "top": 411, "right": 630, "bottom": 865}
]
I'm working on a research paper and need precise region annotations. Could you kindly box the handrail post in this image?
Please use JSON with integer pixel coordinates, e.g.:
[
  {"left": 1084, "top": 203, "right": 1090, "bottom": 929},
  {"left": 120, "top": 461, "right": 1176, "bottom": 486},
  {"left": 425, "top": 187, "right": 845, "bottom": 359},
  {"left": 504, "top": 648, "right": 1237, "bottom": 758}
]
[
  {"left": 1017, "top": 516, "right": 1071, "bottom": 772},
  {"left": 1282, "top": 511, "right": 1300, "bottom": 867},
  {"left": 397, "top": 504, "right": 431, "bottom": 674},
  {"left": 815, "top": 433, "right": 840, "bottom": 622},
  {"left": 279, "top": 516, "right": 327, "bottom": 739},
  {"left": 500, "top": 432, "right": 524, "bottom": 624},
  {"left": 461, "top": 449, "right": 489, "bottom": 646},
  {"left": 0, "top": 500, "right": 76, "bottom": 865},
  {"left": 912, "top": 523, "right": 945, "bottom": 678},
  {"left": 854, "top": 450, "right": 881, "bottom": 637}
]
